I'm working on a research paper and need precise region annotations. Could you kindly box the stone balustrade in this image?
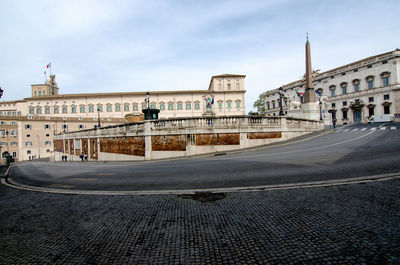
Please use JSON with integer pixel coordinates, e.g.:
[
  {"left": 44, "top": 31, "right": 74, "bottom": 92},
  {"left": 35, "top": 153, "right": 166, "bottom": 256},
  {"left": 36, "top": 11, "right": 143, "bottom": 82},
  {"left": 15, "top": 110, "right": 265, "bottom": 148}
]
[{"left": 53, "top": 116, "right": 323, "bottom": 161}]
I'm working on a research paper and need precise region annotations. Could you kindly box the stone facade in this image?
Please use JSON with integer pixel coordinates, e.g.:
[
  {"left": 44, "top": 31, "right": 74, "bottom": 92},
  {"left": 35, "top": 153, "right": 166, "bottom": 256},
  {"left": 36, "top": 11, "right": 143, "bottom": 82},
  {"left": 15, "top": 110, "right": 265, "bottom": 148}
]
[
  {"left": 0, "top": 74, "right": 246, "bottom": 162},
  {"left": 264, "top": 49, "right": 400, "bottom": 125}
]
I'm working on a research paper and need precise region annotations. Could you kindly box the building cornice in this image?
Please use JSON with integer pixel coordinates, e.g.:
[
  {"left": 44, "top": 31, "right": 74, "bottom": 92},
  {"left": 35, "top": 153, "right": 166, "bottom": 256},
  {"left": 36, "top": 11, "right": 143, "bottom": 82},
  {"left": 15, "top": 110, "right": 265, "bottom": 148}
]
[{"left": 23, "top": 89, "right": 245, "bottom": 101}]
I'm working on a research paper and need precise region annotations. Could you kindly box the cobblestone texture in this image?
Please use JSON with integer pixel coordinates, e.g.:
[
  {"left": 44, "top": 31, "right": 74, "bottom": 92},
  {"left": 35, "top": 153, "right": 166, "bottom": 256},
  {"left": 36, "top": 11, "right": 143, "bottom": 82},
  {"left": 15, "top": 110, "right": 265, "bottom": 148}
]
[{"left": 0, "top": 179, "right": 399, "bottom": 264}]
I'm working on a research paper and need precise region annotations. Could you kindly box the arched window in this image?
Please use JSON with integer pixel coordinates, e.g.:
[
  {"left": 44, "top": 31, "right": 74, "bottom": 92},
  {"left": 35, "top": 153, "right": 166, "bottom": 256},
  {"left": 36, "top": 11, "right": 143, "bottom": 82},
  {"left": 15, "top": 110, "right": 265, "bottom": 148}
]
[
  {"left": 226, "top": 100, "right": 232, "bottom": 109},
  {"left": 340, "top": 82, "right": 347, "bottom": 95},
  {"left": 381, "top": 72, "right": 390, "bottom": 87},
  {"left": 329, "top": 85, "right": 336, "bottom": 97},
  {"left": 266, "top": 102, "right": 270, "bottom": 110},
  {"left": 352, "top": 79, "right": 360, "bottom": 93},
  {"left": 80, "top": 105, "right": 85, "bottom": 113},
  {"left": 177, "top": 102, "right": 183, "bottom": 110},
  {"left": 123, "top": 104, "right": 129, "bottom": 112},
  {"left": 235, "top": 100, "right": 241, "bottom": 109},
  {"left": 185, "top": 101, "right": 192, "bottom": 110},
  {"left": 366, "top": 75, "right": 374, "bottom": 90},
  {"left": 115, "top": 104, "right": 121, "bottom": 112},
  {"left": 36, "top": 107, "right": 42, "bottom": 114},
  {"left": 106, "top": 104, "right": 112, "bottom": 112}
]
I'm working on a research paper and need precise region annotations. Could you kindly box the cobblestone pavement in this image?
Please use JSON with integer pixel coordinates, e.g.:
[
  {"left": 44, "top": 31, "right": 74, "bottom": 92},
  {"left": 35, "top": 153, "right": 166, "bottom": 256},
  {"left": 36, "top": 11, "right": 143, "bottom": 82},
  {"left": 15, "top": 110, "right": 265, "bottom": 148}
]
[{"left": 0, "top": 179, "right": 399, "bottom": 264}]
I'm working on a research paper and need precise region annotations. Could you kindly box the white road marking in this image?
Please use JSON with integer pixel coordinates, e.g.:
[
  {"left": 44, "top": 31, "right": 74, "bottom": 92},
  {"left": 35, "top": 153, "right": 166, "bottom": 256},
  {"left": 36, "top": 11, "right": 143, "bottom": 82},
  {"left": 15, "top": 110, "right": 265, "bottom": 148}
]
[
  {"left": 370, "top": 128, "right": 377, "bottom": 131},
  {"left": 380, "top": 127, "right": 386, "bottom": 130},
  {"left": 361, "top": 128, "right": 367, "bottom": 131},
  {"left": 391, "top": 127, "right": 396, "bottom": 130},
  {"left": 344, "top": 129, "right": 350, "bottom": 132},
  {"left": 351, "top": 129, "right": 359, "bottom": 131}
]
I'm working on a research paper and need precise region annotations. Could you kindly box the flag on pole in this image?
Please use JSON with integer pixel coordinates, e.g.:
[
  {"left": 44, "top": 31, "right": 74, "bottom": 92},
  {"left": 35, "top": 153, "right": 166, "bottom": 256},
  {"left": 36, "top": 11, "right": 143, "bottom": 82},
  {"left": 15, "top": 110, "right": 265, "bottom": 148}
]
[
  {"left": 315, "top": 89, "right": 321, "bottom": 96},
  {"left": 296, "top": 91, "right": 303, "bottom": 97},
  {"left": 46, "top": 62, "right": 51, "bottom": 69}
]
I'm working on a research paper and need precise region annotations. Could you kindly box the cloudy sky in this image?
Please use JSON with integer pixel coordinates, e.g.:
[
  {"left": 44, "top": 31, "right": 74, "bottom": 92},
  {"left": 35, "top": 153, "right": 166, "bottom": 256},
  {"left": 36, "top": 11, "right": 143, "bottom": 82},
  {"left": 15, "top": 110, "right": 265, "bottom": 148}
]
[{"left": 1, "top": 0, "right": 399, "bottom": 112}]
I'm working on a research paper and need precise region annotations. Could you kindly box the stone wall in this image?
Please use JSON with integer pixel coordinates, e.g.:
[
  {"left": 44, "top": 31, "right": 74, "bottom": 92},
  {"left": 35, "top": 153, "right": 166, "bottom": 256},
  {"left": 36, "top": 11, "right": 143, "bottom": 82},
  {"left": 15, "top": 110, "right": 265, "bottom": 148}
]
[{"left": 53, "top": 116, "right": 323, "bottom": 161}]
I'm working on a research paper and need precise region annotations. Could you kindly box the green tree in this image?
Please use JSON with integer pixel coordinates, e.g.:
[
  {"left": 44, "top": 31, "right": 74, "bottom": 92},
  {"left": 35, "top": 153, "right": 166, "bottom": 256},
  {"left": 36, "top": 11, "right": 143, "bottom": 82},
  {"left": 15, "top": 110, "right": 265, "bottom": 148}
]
[{"left": 253, "top": 92, "right": 266, "bottom": 114}]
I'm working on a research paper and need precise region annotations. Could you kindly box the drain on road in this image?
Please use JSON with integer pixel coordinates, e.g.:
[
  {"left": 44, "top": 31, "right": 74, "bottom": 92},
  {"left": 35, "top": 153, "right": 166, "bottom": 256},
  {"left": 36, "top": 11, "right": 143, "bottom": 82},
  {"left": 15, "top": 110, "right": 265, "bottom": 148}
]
[{"left": 179, "top": 192, "right": 226, "bottom": 203}]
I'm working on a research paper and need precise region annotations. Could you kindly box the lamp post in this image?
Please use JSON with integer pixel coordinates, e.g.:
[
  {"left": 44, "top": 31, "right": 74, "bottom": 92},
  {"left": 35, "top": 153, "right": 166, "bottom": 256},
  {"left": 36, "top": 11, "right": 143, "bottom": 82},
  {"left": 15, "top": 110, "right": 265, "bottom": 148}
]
[
  {"left": 278, "top": 87, "right": 285, "bottom": 116},
  {"left": 319, "top": 97, "right": 323, "bottom": 121},
  {"left": 37, "top": 135, "right": 40, "bottom": 158},
  {"left": 0, "top": 87, "right": 3, "bottom": 98},
  {"left": 97, "top": 107, "right": 101, "bottom": 128},
  {"left": 145, "top": 92, "right": 150, "bottom": 109},
  {"left": 63, "top": 120, "right": 66, "bottom": 133}
]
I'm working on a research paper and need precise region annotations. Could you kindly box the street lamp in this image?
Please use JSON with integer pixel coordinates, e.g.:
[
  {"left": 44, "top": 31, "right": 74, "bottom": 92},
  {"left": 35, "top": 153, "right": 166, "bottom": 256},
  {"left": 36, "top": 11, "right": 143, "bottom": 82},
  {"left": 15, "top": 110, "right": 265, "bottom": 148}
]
[
  {"left": 319, "top": 98, "right": 323, "bottom": 121},
  {"left": 97, "top": 107, "right": 101, "bottom": 128},
  {"left": 278, "top": 87, "right": 285, "bottom": 116},
  {"left": 145, "top": 92, "right": 150, "bottom": 109},
  {"left": 0, "top": 87, "right": 3, "bottom": 98}
]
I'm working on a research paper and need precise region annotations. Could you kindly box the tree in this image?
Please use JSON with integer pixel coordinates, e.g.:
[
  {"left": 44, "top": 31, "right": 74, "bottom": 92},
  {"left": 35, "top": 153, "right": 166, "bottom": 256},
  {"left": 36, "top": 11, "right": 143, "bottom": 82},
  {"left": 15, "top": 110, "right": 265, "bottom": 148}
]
[{"left": 253, "top": 92, "right": 266, "bottom": 114}]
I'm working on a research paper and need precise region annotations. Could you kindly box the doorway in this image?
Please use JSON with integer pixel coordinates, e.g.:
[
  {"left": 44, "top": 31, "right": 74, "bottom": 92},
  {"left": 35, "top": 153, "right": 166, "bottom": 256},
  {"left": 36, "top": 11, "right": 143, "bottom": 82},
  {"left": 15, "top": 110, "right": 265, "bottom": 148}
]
[{"left": 353, "top": 109, "right": 362, "bottom": 123}]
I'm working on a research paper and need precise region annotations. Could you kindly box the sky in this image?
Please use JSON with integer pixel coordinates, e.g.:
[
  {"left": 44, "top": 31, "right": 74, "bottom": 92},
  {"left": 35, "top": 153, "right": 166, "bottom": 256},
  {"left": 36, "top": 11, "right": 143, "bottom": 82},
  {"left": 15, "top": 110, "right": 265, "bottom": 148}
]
[{"left": 1, "top": 0, "right": 399, "bottom": 112}]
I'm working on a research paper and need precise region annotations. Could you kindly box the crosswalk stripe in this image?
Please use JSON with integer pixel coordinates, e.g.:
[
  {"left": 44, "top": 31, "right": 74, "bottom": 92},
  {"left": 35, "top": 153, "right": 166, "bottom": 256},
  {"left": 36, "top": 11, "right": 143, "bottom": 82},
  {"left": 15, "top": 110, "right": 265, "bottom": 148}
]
[
  {"left": 351, "top": 129, "right": 359, "bottom": 131},
  {"left": 344, "top": 129, "right": 350, "bottom": 132},
  {"left": 391, "top": 127, "right": 396, "bottom": 130},
  {"left": 361, "top": 128, "right": 367, "bottom": 131},
  {"left": 380, "top": 127, "right": 386, "bottom": 130},
  {"left": 370, "top": 128, "right": 377, "bottom": 131}
]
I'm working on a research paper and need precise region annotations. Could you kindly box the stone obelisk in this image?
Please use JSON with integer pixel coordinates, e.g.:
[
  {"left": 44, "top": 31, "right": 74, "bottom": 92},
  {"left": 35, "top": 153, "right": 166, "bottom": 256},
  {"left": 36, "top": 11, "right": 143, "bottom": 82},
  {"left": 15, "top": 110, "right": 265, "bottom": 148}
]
[{"left": 301, "top": 35, "right": 319, "bottom": 120}]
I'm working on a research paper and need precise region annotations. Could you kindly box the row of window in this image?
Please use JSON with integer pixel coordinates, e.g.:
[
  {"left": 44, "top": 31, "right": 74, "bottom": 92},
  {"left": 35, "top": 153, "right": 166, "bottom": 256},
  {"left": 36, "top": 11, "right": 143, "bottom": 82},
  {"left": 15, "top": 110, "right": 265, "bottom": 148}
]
[
  {"left": 28, "top": 100, "right": 242, "bottom": 114},
  {"left": 0, "top": 121, "right": 17, "bottom": 125},
  {"left": 24, "top": 141, "right": 52, "bottom": 146},
  {"left": 1, "top": 141, "right": 18, "bottom": 146},
  {"left": 0, "top": 111, "right": 21, "bottom": 116},
  {"left": 331, "top": 94, "right": 390, "bottom": 109},
  {"left": 339, "top": 105, "right": 391, "bottom": 120},
  {"left": 329, "top": 73, "right": 390, "bottom": 97},
  {"left": 24, "top": 124, "right": 83, "bottom": 130},
  {"left": 26, "top": 149, "right": 51, "bottom": 155},
  {"left": 0, "top": 130, "right": 18, "bottom": 136}
]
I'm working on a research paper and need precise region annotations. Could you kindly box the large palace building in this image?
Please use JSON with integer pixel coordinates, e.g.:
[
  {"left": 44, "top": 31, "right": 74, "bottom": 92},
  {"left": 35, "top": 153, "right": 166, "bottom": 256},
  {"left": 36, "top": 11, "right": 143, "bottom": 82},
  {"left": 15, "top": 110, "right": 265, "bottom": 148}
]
[
  {"left": 0, "top": 74, "right": 246, "bottom": 162},
  {"left": 263, "top": 49, "right": 400, "bottom": 125}
]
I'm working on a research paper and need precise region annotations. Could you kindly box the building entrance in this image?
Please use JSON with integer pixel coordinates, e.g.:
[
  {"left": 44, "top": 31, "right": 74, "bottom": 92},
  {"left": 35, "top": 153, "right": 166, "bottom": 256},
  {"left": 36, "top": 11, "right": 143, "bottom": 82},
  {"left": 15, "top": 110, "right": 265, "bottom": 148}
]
[{"left": 353, "top": 109, "right": 362, "bottom": 123}]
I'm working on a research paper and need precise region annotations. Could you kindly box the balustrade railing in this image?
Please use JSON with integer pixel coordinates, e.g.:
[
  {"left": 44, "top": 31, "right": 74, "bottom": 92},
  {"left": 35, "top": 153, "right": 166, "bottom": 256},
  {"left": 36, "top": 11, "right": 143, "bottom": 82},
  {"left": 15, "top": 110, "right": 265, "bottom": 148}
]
[{"left": 54, "top": 116, "right": 322, "bottom": 140}]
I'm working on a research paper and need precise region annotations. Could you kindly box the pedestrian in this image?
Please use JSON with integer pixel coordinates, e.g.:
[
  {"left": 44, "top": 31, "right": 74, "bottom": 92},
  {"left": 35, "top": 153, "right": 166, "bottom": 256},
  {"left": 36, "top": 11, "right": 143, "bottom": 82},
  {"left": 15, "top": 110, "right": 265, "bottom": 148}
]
[
  {"left": 84, "top": 154, "right": 88, "bottom": 161},
  {"left": 61, "top": 155, "right": 64, "bottom": 162},
  {"left": 332, "top": 119, "right": 336, "bottom": 129},
  {"left": 80, "top": 153, "right": 84, "bottom": 162},
  {"left": 65, "top": 154, "right": 68, "bottom": 162},
  {"left": 29, "top": 156, "right": 31, "bottom": 161}
]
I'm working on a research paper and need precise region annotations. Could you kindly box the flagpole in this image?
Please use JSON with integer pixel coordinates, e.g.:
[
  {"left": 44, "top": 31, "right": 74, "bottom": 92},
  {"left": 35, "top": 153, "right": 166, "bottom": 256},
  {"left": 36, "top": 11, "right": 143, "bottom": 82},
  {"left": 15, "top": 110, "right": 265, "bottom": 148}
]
[{"left": 44, "top": 70, "right": 46, "bottom": 83}]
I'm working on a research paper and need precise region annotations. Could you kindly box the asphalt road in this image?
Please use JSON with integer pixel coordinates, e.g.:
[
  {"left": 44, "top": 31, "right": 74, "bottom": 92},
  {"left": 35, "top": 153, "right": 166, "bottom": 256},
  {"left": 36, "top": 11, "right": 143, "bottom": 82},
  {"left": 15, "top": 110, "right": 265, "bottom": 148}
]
[{"left": 9, "top": 123, "right": 400, "bottom": 192}]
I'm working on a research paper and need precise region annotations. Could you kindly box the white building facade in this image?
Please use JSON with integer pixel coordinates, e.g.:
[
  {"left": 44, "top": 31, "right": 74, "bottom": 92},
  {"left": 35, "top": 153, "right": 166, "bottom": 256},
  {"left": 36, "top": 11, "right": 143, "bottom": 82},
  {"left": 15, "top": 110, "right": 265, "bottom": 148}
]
[
  {"left": 0, "top": 74, "right": 246, "bottom": 162},
  {"left": 264, "top": 49, "right": 400, "bottom": 125}
]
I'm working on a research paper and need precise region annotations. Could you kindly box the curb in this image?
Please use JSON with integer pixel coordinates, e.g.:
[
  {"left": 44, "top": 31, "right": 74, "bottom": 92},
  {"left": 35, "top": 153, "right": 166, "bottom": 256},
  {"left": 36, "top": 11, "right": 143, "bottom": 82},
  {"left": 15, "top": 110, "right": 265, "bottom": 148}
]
[{"left": 2, "top": 171, "right": 399, "bottom": 196}]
